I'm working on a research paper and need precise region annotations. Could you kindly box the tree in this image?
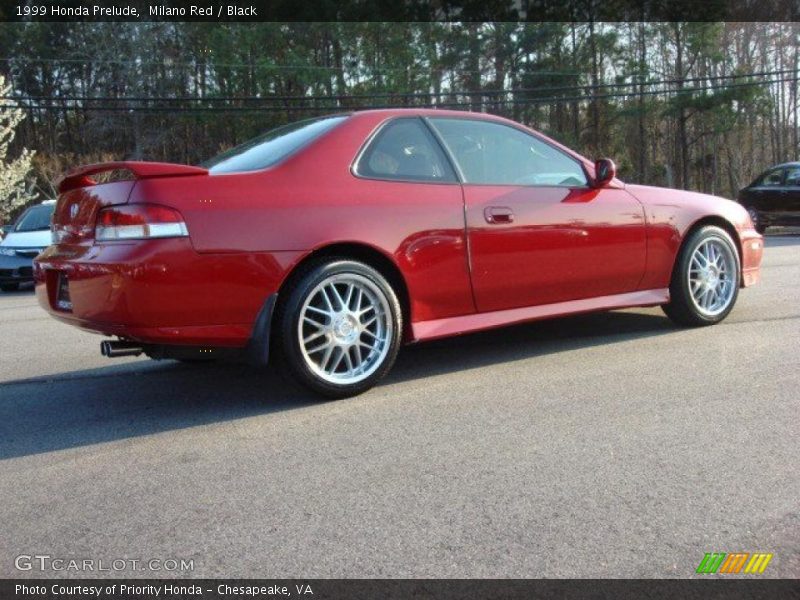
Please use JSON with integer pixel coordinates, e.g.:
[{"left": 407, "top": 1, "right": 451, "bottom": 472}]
[
  {"left": 0, "top": 22, "right": 796, "bottom": 199},
  {"left": 0, "top": 73, "right": 35, "bottom": 222}
]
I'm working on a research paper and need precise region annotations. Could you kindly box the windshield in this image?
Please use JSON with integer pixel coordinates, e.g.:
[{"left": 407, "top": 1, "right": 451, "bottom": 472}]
[
  {"left": 201, "top": 115, "right": 349, "bottom": 175},
  {"left": 14, "top": 205, "right": 54, "bottom": 232}
]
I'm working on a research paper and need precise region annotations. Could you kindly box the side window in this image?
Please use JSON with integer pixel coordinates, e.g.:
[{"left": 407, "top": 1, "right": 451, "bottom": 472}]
[
  {"left": 758, "top": 169, "right": 785, "bottom": 187},
  {"left": 428, "top": 118, "right": 588, "bottom": 187},
  {"left": 356, "top": 118, "right": 457, "bottom": 183},
  {"left": 784, "top": 166, "right": 800, "bottom": 187}
]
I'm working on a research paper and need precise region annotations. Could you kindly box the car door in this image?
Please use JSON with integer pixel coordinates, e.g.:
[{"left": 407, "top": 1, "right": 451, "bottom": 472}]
[
  {"left": 427, "top": 117, "right": 646, "bottom": 312},
  {"left": 747, "top": 167, "right": 786, "bottom": 223},
  {"left": 782, "top": 165, "right": 800, "bottom": 225}
]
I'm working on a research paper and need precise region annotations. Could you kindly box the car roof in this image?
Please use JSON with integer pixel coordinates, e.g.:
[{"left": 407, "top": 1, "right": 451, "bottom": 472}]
[
  {"left": 770, "top": 161, "right": 800, "bottom": 169},
  {"left": 20, "top": 201, "right": 55, "bottom": 211},
  {"left": 22, "top": 201, "right": 55, "bottom": 210},
  {"left": 348, "top": 107, "right": 516, "bottom": 123}
]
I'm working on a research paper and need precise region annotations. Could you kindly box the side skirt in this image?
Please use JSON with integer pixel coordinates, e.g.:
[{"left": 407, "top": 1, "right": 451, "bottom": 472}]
[{"left": 411, "top": 289, "right": 670, "bottom": 342}]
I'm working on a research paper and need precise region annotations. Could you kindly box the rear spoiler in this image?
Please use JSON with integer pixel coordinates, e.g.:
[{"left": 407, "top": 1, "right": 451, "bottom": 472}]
[{"left": 58, "top": 161, "right": 208, "bottom": 194}]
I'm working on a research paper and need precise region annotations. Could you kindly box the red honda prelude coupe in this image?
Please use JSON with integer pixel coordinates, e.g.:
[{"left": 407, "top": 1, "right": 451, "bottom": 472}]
[{"left": 35, "top": 109, "right": 763, "bottom": 397}]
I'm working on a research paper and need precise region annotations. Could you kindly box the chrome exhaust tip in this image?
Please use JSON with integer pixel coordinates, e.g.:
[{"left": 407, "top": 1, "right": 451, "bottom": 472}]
[{"left": 101, "top": 340, "right": 143, "bottom": 358}]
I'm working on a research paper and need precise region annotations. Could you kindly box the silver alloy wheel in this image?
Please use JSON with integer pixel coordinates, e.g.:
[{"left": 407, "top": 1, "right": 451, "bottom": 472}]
[
  {"left": 297, "top": 273, "right": 393, "bottom": 385},
  {"left": 687, "top": 237, "right": 736, "bottom": 317}
]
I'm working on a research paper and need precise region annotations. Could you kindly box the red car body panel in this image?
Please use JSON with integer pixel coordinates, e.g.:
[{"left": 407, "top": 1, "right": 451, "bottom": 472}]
[
  {"left": 624, "top": 184, "right": 764, "bottom": 290},
  {"left": 37, "top": 239, "right": 301, "bottom": 346},
  {"left": 412, "top": 289, "right": 669, "bottom": 341},
  {"left": 34, "top": 108, "right": 763, "bottom": 351},
  {"left": 465, "top": 185, "right": 647, "bottom": 311}
]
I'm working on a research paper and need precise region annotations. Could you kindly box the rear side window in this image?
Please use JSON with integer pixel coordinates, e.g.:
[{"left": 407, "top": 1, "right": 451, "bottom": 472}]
[
  {"left": 429, "top": 117, "right": 587, "bottom": 187},
  {"left": 784, "top": 166, "right": 800, "bottom": 187},
  {"left": 15, "top": 205, "right": 54, "bottom": 232},
  {"left": 355, "top": 118, "right": 457, "bottom": 183},
  {"left": 202, "top": 115, "right": 348, "bottom": 174},
  {"left": 756, "top": 168, "right": 785, "bottom": 187}
]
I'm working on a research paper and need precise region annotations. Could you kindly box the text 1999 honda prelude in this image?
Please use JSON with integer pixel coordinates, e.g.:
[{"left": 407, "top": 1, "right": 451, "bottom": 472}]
[{"left": 35, "top": 109, "right": 763, "bottom": 397}]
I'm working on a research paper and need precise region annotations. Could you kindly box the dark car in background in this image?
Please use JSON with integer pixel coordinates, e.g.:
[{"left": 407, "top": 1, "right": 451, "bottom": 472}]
[
  {"left": 738, "top": 162, "right": 800, "bottom": 233},
  {"left": 0, "top": 201, "right": 55, "bottom": 292}
]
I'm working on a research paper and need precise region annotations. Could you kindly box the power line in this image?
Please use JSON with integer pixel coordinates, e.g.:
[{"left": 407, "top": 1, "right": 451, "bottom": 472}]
[
  {"left": 3, "top": 68, "right": 797, "bottom": 107},
  {"left": 3, "top": 76, "right": 794, "bottom": 114},
  {"left": 0, "top": 56, "right": 391, "bottom": 72},
  {"left": 0, "top": 55, "right": 584, "bottom": 77}
]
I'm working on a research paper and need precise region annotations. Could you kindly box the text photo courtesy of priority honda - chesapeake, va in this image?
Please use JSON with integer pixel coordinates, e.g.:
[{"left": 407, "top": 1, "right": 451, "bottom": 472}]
[{"left": 0, "top": 3, "right": 798, "bottom": 599}]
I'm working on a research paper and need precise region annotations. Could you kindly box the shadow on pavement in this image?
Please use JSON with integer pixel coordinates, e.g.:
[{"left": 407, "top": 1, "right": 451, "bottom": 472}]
[{"left": 0, "top": 309, "right": 674, "bottom": 460}]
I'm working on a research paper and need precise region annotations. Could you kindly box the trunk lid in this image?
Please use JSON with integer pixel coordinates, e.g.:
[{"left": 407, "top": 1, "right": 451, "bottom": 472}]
[
  {"left": 53, "top": 181, "right": 137, "bottom": 243},
  {"left": 53, "top": 161, "right": 208, "bottom": 243}
]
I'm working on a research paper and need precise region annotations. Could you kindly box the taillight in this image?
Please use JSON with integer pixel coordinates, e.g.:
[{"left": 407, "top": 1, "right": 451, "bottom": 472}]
[{"left": 95, "top": 204, "right": 188, "bottom": 241}]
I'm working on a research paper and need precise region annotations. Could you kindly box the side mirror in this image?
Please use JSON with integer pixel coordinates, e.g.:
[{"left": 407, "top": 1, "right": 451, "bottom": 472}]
[{"left": 594, "top": 158, "right": 616, "bottom": 187}]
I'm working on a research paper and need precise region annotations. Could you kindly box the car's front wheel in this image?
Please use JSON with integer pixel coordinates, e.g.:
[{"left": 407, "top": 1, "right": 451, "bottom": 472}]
[
  {"left": 662, "top": 225, "right": 741, "bottom": 327},
  {"left": 276, "top": 258, "right": 403, "bottom": 398}
]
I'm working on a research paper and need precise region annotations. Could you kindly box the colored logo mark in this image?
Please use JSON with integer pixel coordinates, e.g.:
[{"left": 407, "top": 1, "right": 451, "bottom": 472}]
[{"left": 696, "top": 552, "right": 773, "bottom": 574}]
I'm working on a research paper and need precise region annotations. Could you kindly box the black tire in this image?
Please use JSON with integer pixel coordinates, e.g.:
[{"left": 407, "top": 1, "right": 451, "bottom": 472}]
[
  {"left": 275, "top": 258, "right": 403, "bottom": 399},
  {"left": 0, "top": 283, "right": 19, "bottom": 292},
  {"left": 745, "top": 206, "right": 767, "bottom": 234},
  {"left": 661, "top": 225, "right": 741, "bottom": 327}
]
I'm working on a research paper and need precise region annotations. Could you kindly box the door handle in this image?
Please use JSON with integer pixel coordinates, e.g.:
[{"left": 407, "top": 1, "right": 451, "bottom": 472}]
[{"left": 484, "top": 206, "right": 514, "bottom": 224}]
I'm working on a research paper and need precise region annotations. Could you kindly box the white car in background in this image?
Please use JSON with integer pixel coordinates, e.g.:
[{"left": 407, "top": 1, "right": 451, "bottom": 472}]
[{"left": 0, "top": 200, "right": 55, "bottom": 292}]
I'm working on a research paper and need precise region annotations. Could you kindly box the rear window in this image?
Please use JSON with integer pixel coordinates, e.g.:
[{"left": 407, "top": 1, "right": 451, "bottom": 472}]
[
  {"left": 15, "top": 204, "right": 54, "bottom": 232},
  {"left": 201, "top": 115, "right": 348, "bottom": 175}
]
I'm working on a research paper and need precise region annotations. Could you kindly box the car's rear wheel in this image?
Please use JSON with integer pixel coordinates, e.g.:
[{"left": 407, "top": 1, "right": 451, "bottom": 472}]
[
  {"left": 746, "top": 206, "right": 767, "bottom": 234},
  {"left": 662, "top": 225, "right": 740, "bottom": 327},
  {"left": 276, "top": 258, "right": 403, "bottom": 398},
  {"left": 0, "top": 283, "right": 19, "bottom": 292}
]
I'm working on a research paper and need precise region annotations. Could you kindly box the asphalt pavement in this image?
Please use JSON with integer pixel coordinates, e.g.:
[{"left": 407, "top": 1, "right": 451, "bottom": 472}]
[{"left": 0, "top": 235, "right": 798, "bottom": 578}]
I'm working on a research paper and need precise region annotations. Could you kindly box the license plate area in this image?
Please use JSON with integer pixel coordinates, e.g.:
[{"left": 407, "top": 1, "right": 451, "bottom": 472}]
[{"left": 56, "top": 273, "right": 73, "bottom": 312}]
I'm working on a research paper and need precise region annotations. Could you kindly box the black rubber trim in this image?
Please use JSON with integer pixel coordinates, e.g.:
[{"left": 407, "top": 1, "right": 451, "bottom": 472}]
[{"left": 245, "top": 293, "right": 278, "bottom": 366}]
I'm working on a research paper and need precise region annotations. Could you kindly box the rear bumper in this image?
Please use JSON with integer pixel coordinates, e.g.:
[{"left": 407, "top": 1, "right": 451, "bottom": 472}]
[
  {"left": 34, "top": 239, "right": 300, "bottom": 347},
  {"left": 739, "top": 228, "right": 763, "bottom": 287}
]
